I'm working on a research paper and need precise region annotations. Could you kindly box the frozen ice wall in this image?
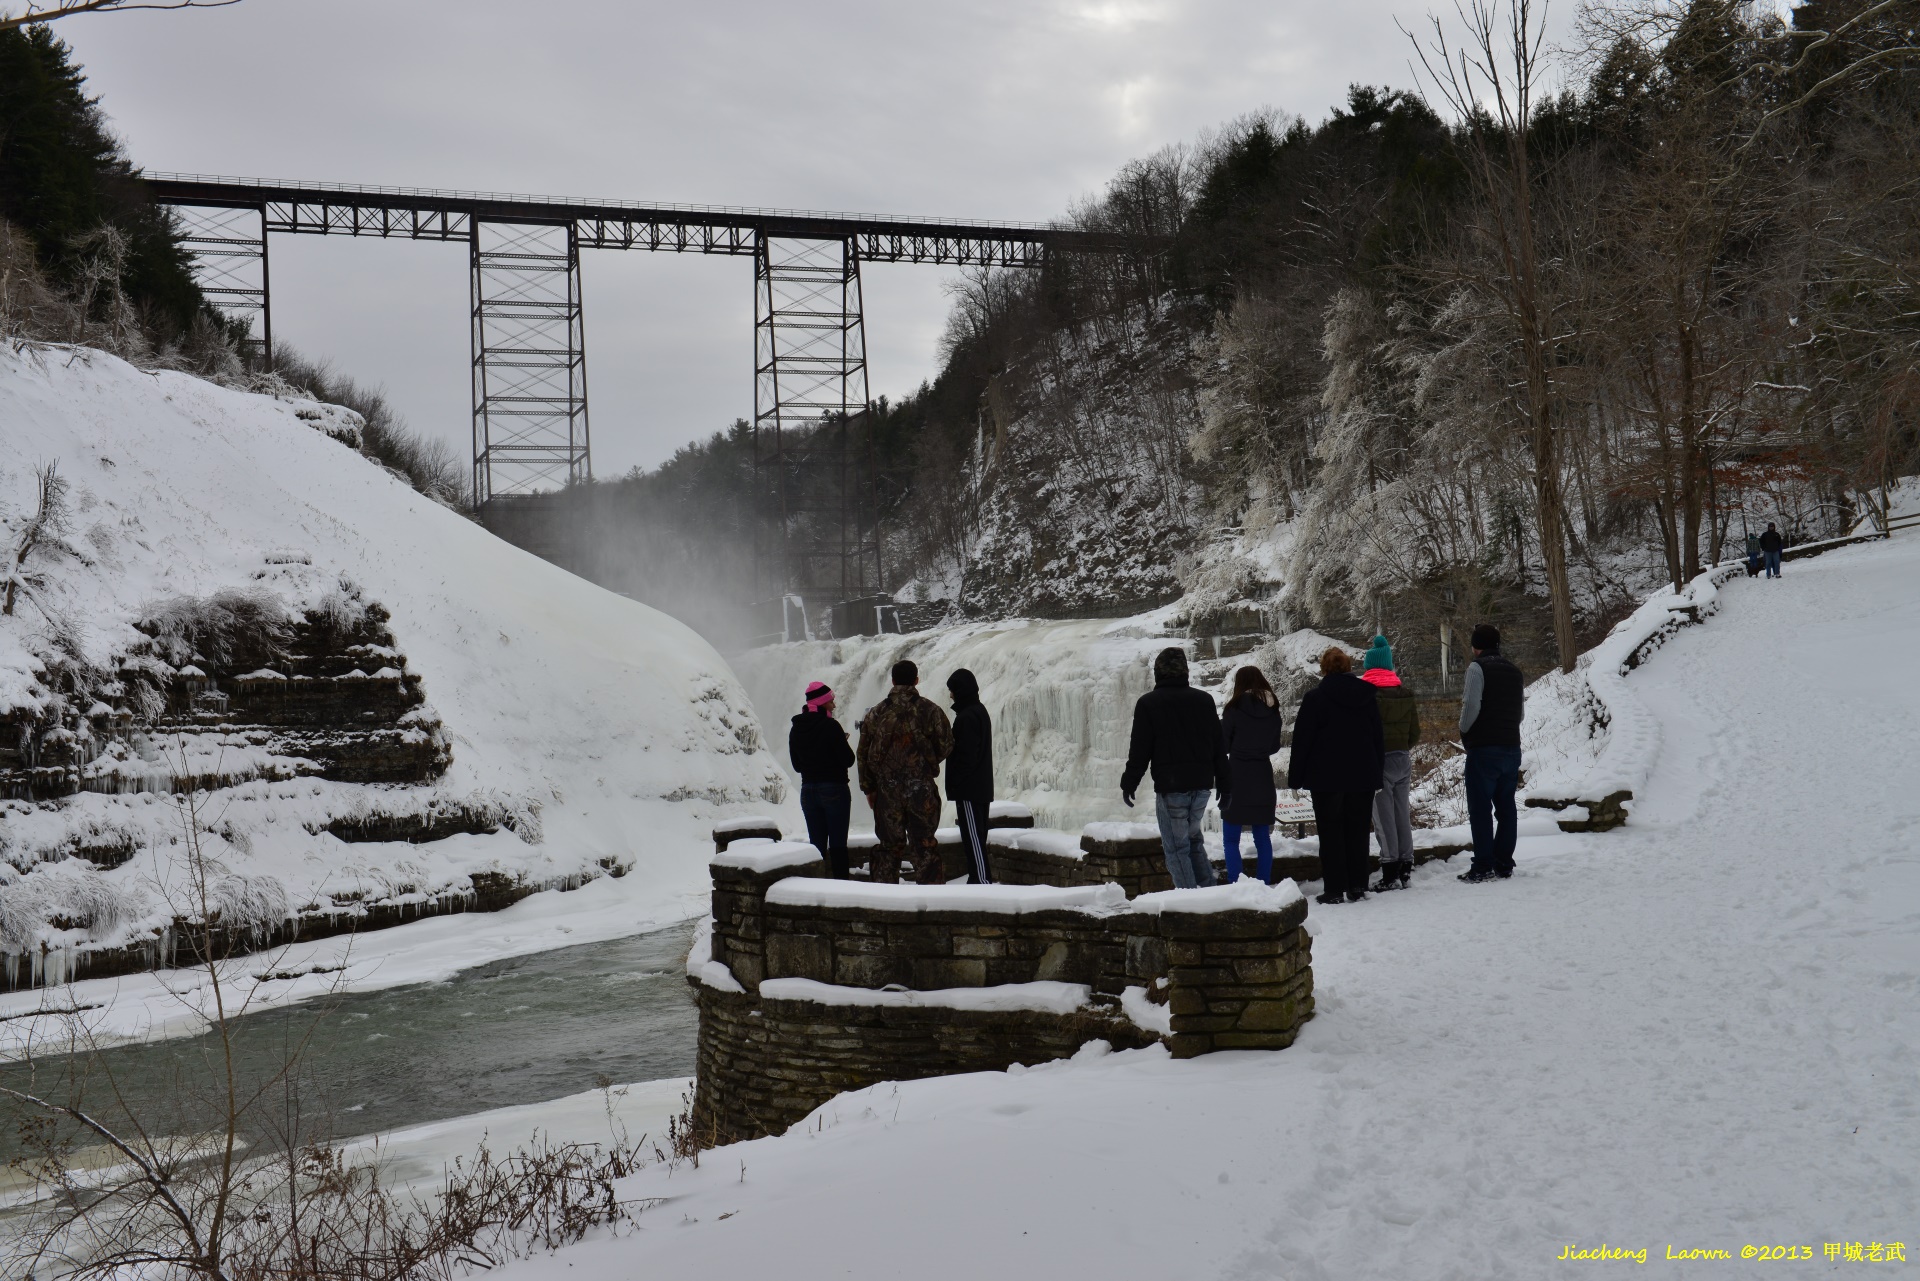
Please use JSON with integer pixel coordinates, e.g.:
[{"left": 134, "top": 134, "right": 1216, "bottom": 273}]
[{"left": 731, "top": 610, "right": 1184, "bottom": 831}]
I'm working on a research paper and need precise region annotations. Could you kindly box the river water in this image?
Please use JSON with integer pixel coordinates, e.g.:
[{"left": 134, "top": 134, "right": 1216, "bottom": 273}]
[{"left": 0, "top": 920, "right": 698, "bottom": 1164}]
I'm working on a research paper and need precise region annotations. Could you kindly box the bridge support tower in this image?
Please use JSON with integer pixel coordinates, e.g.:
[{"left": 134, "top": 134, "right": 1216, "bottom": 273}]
[
  {"left": 753, "top": 233, "right": 882, "bottom": 632},
  {"left": 172, "top": 203, "right": 271, "bottom": 364},
  {"left": 470, "top": 220, "right": 591, "bottom": 503}
]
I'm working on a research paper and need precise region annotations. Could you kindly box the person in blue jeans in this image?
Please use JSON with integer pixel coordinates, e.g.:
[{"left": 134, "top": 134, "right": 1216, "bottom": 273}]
[
  {"left": 1458, "top": 624, "right": 1525, "bottom": 883},
  {"left": 1219, "top": 665, "right": 1284, "bottom": 883},
  {"left": 788, "top": 680, "right": 855, "bottom": 878},
  {"left": 1120, "top": 646, "right": 1228, "bottom": 889},
  {"left": 1759, "top": 522, "right": 1784, "bottom": 578}
]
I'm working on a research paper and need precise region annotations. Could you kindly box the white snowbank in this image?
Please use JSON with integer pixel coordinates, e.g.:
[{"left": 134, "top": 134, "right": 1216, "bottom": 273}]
[
  {"left": 1080, "top": 821, "right": 1161, "bottom": 844},
  {"left": 683, "top": 914, "right": 743, "bottom": 993},
  {"left": 759, "top": 978, "right": 1094, "bottom": 1015},
  {"left": 1118, "top": 984, "right": 1171, "bottom": 1036},
  {"left": 710, "top": 840, "right": 823, "bottom": 873},
  {"left": 1131, "top": 877, "right": 1304, "bottom": 916},
  {"left": 985, "top": 827, "right": 1086, "bottom": 859},
  {"left": 713, "top": 814, "right": 781, "bottom": 836},
  {"left": 763, "top": 879, "right": 1128, "bottom": 916},
  {"left": 1524, "top": 563, "right": 1741, "bottom": 803}
]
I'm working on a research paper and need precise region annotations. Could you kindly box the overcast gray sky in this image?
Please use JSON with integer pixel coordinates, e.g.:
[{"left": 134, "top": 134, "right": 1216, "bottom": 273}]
[{"left": 62, "top": 0, "right": 1575, "bottom": 476}]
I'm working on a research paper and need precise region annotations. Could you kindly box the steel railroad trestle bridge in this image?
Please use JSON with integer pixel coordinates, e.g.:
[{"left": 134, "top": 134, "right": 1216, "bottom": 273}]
[{"left": 143, "top": 174, "right": 1136, "bottom": 617}]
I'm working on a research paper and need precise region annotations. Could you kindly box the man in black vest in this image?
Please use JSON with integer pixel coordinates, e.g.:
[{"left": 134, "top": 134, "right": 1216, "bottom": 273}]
[{"left": 1458, "top": 623, "right": 1525, "bottom": 882}]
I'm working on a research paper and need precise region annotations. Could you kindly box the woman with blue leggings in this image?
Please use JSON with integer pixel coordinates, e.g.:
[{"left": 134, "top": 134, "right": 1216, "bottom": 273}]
[{"left": 1218, "top": 665, "right": 1283, "bottom": 883}]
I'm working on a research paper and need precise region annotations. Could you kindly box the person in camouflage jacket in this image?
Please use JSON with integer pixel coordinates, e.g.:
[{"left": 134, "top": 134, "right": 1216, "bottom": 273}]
[{"left": 856, "top": 659, "right": 954, "bottom": 884}]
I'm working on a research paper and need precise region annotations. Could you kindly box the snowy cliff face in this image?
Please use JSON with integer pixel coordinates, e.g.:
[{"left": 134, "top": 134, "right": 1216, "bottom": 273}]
[
  {"left": 954, "top": 310, "right": 1204, "bottom": 620},
  {"left": 0, "top": 345, "right": 792, "bottom": 977}
]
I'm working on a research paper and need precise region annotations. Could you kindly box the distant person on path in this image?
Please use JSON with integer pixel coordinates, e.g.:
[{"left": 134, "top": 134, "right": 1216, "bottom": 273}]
[
  {"left": 1288, "top": 647, "right": 1385, "bottom": 904},
  {"left": 789, "top": 681, "right": 855, "bottom": 879},
  {"left": 1744, "top": 530, "right": 1764, "bottom": 577},
  {"left": 857, "top": 660, "right": 954, "bottom": 884},
  {"left": 944, "top": 667, "right": 995, "bottom": 884},
  {"left": 1760, "top": 522, "right": 1785, "bottom": 578},
  {"left": 1458, "top": 623, "right": 1525, "bottom": 883},
  {"left": 1121, "top": 646, "right": 1227, "bottom": 890},
  {"left": 1360, "top": 636, "right": 1421, "bottom": 892},
  {"left": 1219, "top": 664, "right": 1283, "bottom": 884}
]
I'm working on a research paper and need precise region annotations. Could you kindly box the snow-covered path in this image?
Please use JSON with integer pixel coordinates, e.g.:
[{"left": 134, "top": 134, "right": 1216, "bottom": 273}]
[{"left": 505, "top": 536, "right": 1920, "bottom": 1280}]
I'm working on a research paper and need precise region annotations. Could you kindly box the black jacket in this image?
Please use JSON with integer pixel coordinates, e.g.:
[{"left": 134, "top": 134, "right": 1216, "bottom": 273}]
[
  {"left": 946, "top": 698, "right": 994, "bottom": 802},
  {"left": 1461, "top": 652, "right": 1525, "bottom": 750},
  {"left": 788, "top": 709, "right": 855, "bottom": 784},
  {"left": 1286, "top": 672, "right": 1385, "bottom": 794},
  {"left": 1121, "top": 675, "right": 1229, "bottom": 796},
  {"left": 1220, "top": 696, "right": 1282, "bottom": 826},
  {"left": 1759, "top": 528, "right": 1784, "bottom": 553}
]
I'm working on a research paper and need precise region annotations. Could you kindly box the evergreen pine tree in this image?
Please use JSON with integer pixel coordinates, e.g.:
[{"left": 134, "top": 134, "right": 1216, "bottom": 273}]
[{"left": 0, "top": 24, "right": 206, "bottom": 335}]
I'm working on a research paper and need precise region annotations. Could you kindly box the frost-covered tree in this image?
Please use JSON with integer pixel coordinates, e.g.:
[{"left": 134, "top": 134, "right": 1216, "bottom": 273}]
[{"left": 2, "top": 459, "right": 80, "bottom": 618}]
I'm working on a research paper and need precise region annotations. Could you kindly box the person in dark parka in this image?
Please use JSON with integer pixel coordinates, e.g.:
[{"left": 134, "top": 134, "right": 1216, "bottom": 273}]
[
  {"left": 1759, "top": 522, "right": 1785, "bottom": 578},
  {"left": 1287, "top": 647, "right": 1385, "bottom": 904},
  {"left": 789, "top": 680, "right": 856, "bottom": 878},
  {"left": 1459, "top": 623, "right": 1525, "bottom": 882},
  {"left": 1219, "top": 665, "right": 1283, "bottom": 883},
  {"left": 1121, "top": 646, "right": 1227, "bottom": 889},
  {"left": 945, "top": 668, "right": 995, "bottom": 884}
]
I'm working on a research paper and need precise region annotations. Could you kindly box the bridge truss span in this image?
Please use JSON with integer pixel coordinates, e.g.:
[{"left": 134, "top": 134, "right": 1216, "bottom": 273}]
[{"left": 143, "top": 173, "right": 1144, "bottom": 610}]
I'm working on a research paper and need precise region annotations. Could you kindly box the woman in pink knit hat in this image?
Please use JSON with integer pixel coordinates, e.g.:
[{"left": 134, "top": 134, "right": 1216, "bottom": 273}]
[{"left": 788, "top": 681, "right": 855, "bottom": 877}]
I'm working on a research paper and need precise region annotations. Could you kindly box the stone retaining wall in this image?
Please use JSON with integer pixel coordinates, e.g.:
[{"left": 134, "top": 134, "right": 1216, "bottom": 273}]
[{"left": 690, "top": 840, "right": 1314, "bottom": 1146}]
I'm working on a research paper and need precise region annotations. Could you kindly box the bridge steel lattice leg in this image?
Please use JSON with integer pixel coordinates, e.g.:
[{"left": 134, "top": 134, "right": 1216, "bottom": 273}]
[
  {"left": 752, "top": 233, "right": 881, "bottom": 630},
  {"left": 470, "top": 220, "right": 591, "bottom": 504},
  {"left": 171, "top": 203, "right": 271, "bottom": 364}
]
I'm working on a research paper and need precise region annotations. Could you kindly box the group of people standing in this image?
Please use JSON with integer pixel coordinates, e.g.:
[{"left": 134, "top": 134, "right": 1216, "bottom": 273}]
[
  {"left": 1745, "top": 522, "right": 1787, "bottom": 578},
  {"left": 1120, "top": 623, "right": 1524, "bottom": 904},
  {"left": 787, "top": 659, "right": 995, "bottom": 884},
  {"left": 787, "top": 622, "right": 1528, "bottom": 904}
]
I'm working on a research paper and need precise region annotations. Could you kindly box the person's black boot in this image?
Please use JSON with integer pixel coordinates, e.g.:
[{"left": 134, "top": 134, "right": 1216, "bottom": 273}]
[
  {"left": 1314, "top": 890, "right": 1344, "bottom": 905},
  {"left": 1374, "top": 863, "right": 1411, "bottom": 891},
  {"left": 1458, "top": 868, "right": 1498, "bottom": 883}
]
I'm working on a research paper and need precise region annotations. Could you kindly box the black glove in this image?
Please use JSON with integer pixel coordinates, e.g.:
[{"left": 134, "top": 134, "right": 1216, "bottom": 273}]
[
  {"left": 1218, "top": 791, "right": 1232, "bottom": 811},
  {"left": 1122, "top": 788, "right": 1136, "bottom": 808}
]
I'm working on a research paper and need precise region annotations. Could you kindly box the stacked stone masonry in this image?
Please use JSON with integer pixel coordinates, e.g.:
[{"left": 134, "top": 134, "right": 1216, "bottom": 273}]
[{"left": 691, "top": 839, "right": 1315, "bottom": 1147}]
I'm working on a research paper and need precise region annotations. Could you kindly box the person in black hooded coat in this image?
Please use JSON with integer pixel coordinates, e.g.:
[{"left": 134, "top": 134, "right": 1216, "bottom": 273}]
[
  {"left": 1287, "top": 648, "right": 1384, "bottom": 903},
  {"left": 945, "top": 667, "right": 994, "bottom": 883},
  {"left": 1219, "top": 665, "right": 1283, "bottom": 883}
]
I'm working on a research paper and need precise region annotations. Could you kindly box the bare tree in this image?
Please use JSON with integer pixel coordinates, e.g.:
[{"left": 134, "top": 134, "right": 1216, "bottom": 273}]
[
  {"left": 0, "top": 0, "right": 240, "bottom": 32},
  {"left": 1410, "top": 0, "right": 1583, "bottom": 670}
]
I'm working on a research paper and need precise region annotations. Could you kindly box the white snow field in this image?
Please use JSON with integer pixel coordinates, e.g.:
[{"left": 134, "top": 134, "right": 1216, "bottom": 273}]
[
  {"left": 0, "top": 347, "right": 795, "bottom": 1046},
  {"left": 499, "top": 531, "right": 1920, "bottom": 1281}
]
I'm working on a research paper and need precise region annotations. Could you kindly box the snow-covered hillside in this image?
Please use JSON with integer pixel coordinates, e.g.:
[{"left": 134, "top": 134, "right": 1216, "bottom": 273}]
[
  {"left": 0, "top": 345, "right": 794, "bottom": 999},
  {"left": 504, "top": 526, "right": 1920, "bottom": 1280}
]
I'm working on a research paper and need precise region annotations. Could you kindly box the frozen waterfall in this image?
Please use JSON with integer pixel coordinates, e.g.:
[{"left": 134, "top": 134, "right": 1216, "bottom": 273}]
[{"left": 731, "top": 610, "right": 1186, "bottom": 832}]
